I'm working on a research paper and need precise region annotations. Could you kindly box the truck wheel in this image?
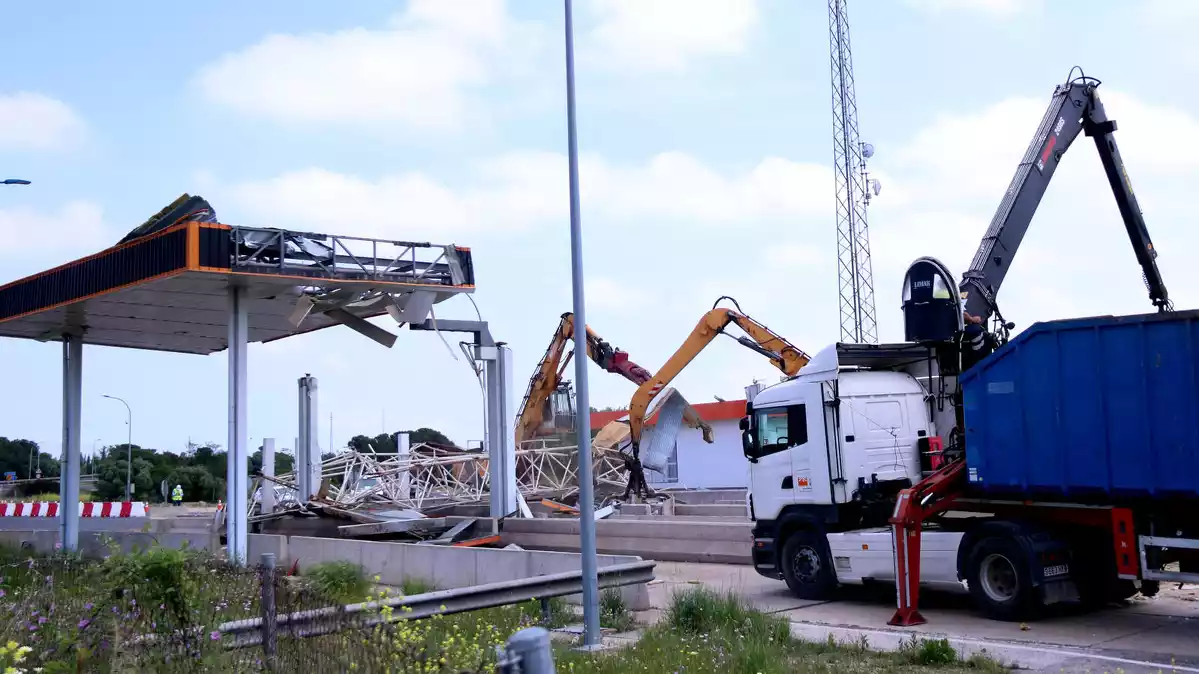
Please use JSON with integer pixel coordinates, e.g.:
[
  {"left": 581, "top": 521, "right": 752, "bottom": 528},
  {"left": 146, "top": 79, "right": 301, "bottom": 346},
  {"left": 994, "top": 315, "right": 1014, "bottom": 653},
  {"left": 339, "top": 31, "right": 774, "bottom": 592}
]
[
  {"left": 965, "top": 536, "right": 1035, "bottom": 621},
  {"left": 780, "top": 530, "right": 836, "bottom": 600}
]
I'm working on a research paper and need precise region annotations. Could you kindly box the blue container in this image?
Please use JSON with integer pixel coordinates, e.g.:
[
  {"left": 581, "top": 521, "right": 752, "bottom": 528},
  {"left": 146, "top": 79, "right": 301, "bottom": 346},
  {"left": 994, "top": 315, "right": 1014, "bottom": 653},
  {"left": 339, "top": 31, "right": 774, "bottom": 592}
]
[{"left": 962, "top": 310, "right": 1199, "bottom": 501}]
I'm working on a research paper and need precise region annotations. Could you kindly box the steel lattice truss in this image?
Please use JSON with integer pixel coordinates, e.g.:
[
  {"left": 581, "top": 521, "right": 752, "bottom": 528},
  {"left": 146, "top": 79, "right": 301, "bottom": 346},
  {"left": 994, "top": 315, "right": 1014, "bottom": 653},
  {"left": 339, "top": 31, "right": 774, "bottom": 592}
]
[
  {"left": 830, "top": 0, "right": 878, "bottom": 344},
  {"left": 252, "top": 440, "right": 633, "bottom": 516}
]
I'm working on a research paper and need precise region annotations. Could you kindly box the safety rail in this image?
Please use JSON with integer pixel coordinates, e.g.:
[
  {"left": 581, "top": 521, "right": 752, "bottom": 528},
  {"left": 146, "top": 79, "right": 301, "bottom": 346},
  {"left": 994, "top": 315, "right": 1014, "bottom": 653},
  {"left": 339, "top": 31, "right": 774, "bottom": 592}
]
[
  {"left": 218, "top": 556, "right": 654, "bottom": 650},
  {"left": 228, "top": 225, "right": 474, "bottom": 287}
]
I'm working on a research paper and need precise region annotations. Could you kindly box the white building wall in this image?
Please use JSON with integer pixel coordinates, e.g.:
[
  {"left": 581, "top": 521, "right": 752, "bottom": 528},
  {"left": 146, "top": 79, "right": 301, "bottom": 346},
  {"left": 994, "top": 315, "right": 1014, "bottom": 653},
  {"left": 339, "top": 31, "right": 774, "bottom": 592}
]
[{"left": 645, "top": 419, "right": 749, "bottom": 490}]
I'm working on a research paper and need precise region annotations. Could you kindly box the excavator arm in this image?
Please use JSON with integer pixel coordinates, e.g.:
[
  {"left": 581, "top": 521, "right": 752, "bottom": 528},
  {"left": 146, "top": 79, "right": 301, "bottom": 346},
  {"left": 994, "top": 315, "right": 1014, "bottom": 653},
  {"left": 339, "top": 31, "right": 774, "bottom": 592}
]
[
  {"left": 515, "top": 312, "right": 713, "bottom": 445},
  {"left": 627, "top": 302, "right": 810, "bottom": 460}
]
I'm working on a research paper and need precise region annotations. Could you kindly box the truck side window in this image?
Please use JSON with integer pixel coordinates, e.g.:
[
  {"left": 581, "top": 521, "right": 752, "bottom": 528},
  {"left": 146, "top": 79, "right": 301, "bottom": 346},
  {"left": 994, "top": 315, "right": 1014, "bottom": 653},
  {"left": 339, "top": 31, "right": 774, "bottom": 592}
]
[{"left": 754, "top": 404, "right": 807, "bottom": 457}]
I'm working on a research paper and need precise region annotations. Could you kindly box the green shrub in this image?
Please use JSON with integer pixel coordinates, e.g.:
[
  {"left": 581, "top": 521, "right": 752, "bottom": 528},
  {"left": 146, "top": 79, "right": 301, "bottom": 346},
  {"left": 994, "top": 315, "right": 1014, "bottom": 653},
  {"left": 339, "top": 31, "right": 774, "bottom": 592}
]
[
  {"left": 305, "top": 560, "right": 370, "bottom": 603},
  {"left": 897, "top": 635, "right": 960, "bottom": 665},
  {"left": 599, "top": 588, "right": 635, "bottom": 632}
]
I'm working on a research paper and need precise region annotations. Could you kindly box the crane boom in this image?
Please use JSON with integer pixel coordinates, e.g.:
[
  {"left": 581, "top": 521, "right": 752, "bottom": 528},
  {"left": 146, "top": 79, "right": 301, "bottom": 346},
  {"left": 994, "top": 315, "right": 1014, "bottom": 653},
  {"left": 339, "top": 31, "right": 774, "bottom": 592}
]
[{"left": 960, "top": 70, "right": 1171, "bottom": 322}]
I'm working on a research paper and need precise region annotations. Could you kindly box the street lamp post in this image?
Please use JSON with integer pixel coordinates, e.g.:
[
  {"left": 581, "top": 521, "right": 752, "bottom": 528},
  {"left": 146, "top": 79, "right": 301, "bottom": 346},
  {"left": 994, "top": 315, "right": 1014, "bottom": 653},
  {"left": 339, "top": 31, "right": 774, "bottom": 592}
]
[
  {"left": 563, "top": 0, "right": 600, "bottom": 647},
  {"left": 102, "top": 395, "right": 133, "bottom": 500}
]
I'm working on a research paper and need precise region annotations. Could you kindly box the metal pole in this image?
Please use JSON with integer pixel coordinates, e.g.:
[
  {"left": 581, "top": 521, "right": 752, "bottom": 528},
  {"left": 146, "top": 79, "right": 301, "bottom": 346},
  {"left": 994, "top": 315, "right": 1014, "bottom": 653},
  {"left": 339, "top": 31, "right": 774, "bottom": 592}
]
[
  {"left": 503, "top": 627, "right": 556, "bottom": 673},
  {"left": 60, "top": 336, "right": 82, "bottom": 551},
  {"left": 260, "top": 552, "right": 278, "bottom": 669},
  {"left": 227, "top": 285, "right": 250, "bottom": 564},
  {"left": 563, "top": 0, "right": 599, "bottom": 646},
  {"left": 102, "top": 395, "right": 132, "bottom": 500}
]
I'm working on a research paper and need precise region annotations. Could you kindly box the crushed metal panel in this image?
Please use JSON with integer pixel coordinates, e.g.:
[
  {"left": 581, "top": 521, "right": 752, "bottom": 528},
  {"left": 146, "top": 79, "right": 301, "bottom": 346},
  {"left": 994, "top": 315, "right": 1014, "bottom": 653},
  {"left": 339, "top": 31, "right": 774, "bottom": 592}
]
[{"left": 641, "top": 387, "right": 689, "bottom": 473}]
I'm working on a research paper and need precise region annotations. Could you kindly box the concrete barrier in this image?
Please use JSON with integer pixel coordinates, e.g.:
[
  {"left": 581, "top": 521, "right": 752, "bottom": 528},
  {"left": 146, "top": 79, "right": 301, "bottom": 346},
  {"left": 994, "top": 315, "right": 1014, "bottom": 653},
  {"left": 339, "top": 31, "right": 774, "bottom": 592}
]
[
  {"left": 659, "top": 488, "right": 747, "bottom": 505},
  {"left": 248, "top": 534, "right": 651, "bottom": 611},
  {"left": 501, "top": 517, "right": 753, "bottom": 565},
  {"left": 674, "top": 504, "right": 747, "bottom": 517}
]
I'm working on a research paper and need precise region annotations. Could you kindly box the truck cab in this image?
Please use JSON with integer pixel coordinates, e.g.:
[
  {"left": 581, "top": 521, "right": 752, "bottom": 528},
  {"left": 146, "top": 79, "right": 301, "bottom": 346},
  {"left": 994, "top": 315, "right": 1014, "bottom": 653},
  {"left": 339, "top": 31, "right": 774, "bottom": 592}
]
[{"left": 744, "top": 341, "right": 962, "bottom": 596}]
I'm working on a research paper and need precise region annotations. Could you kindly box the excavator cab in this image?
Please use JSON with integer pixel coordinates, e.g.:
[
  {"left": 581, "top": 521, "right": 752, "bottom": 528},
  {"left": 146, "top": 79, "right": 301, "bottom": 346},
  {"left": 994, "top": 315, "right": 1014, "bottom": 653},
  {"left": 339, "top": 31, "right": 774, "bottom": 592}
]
[{"left": 901, "top": 256, "right": 964, "bottom": 344}]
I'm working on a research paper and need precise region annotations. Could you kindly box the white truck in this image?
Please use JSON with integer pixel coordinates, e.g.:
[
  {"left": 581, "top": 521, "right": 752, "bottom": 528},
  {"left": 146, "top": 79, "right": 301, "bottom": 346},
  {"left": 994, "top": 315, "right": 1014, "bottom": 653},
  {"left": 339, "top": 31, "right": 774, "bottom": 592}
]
[{"left": 738, "top": 68, "right": 1198, "bottom": 625}]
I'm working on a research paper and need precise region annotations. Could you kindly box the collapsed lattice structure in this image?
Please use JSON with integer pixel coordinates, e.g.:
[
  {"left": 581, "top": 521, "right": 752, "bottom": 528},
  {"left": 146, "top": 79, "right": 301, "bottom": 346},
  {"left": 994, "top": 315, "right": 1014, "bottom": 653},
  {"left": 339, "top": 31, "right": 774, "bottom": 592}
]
[
  {"left": 249, "top": 387, "right": 711, "bottom": 519},
  {"left": 251, "top": 440, "right": 634, "bottom": 518}
]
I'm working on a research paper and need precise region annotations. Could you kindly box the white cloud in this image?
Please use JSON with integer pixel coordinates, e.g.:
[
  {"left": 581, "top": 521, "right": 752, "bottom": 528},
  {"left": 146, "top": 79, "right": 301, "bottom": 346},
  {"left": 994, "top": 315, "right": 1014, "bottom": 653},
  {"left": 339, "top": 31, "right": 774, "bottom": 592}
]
[
  {"left": 585, "top": 0, "right": 760, "bottom": 71},
  {"left": 194, "top": 0, "right": 543, "bottom": 130},
  {"left": 223, "top": 88, "right": 1199, "bottom": 376},
  {"left": 222, "top": 151, "right": 832, "bottom": 238},
  {"left": 0, "top": 202, "right": 109, "bottom": 260},
  {"left": 903, "top": 0, "right": 1040, "bottom": 16},
  {"left": 0, "top": 92, "right": 86, "bottom": 151}
]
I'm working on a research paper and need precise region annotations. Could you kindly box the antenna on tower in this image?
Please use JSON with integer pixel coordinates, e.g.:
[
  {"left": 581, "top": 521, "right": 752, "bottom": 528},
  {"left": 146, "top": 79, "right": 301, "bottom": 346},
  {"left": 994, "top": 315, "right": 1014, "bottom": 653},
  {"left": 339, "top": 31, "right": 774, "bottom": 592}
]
[{"left": 829, "top": 0, "right": 879, "bottom": 344}]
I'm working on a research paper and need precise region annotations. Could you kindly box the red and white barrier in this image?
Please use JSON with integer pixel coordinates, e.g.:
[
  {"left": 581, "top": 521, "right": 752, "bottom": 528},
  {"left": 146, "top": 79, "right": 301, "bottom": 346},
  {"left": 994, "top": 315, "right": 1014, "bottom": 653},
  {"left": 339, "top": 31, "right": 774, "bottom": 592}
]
[{"left": 0, "top": 502, "right": 149, "bottom": 518}]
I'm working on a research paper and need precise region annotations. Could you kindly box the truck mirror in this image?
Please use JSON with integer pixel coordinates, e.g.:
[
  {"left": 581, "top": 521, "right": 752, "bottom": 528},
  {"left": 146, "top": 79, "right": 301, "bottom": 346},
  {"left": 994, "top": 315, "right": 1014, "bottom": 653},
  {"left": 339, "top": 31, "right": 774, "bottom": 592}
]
[
  {"left": 742, "top": 431, "right": 757, "bottom": 461},
  {"left": 738, "top": 417, "right": 749, "bottom": 431}
]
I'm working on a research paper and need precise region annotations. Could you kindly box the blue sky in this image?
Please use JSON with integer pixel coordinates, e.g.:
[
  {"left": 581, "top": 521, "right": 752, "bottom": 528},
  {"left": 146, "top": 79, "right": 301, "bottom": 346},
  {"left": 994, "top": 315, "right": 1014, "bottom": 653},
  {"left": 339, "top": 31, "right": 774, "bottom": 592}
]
[{"left": 2, "top": 0, "right": 1197, "bottom": 457}]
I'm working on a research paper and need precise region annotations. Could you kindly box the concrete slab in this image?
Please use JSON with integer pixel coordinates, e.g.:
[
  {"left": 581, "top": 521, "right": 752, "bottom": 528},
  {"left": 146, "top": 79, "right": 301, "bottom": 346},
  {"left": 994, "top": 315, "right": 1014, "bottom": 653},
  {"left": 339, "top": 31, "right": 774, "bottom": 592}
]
[{"left": 648, "top": 561, "right": 1199, "bottom": 673}]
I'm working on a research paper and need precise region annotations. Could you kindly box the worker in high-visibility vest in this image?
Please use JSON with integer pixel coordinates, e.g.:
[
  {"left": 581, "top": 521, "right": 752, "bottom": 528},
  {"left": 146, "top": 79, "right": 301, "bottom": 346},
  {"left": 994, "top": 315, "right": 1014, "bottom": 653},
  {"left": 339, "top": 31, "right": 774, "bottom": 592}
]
[{"left": 171, "top": 484, "right": 183, "bottom": 506}]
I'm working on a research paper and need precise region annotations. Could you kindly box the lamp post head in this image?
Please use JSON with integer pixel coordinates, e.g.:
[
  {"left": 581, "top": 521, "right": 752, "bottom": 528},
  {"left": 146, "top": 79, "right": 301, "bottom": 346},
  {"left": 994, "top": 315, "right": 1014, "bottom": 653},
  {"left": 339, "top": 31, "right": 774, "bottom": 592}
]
[{"left": 2, "top": 179, "right": 31, "bottom": 185}]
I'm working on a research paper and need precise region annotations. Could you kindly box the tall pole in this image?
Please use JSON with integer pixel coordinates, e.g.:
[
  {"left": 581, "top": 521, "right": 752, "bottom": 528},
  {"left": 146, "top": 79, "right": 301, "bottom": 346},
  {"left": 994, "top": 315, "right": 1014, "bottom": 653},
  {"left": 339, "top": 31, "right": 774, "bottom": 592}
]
[
  {"left": 563, "top": 0, "right": 600, "bottom": 647},
  {"left": 103, "top": 395, "right": 133, "bottom": 500}
]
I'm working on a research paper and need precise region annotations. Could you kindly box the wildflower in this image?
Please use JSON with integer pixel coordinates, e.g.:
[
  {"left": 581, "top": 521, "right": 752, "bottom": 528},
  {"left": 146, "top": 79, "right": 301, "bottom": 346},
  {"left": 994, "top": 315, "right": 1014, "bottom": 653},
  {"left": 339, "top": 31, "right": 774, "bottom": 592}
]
[
  {"left": 83, "top": 602, "right": 93, "bottom": 611},
  {"left": 209, "top": 630, "right": 221, "bottom": 641},
  {"left": 78, "top": 619, "right": 90, "bottom": 629}
]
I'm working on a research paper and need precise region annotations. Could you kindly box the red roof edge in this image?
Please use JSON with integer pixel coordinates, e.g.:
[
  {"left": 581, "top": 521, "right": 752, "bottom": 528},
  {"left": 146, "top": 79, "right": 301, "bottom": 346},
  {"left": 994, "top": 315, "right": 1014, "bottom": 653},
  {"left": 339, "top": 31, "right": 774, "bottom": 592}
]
[{"left": 589, "top": 399, "right": 747, "bottom": 428}]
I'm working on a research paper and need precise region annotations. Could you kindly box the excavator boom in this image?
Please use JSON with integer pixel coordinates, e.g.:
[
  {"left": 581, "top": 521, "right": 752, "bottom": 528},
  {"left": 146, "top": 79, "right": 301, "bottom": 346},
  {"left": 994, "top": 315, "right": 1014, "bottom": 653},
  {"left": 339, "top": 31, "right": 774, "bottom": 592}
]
[
  {"left": 627, "top": 303, "right": 810, "bottom": 468},
  {"left": 515, "top": 313, "right": 712, "bottom": 445}
]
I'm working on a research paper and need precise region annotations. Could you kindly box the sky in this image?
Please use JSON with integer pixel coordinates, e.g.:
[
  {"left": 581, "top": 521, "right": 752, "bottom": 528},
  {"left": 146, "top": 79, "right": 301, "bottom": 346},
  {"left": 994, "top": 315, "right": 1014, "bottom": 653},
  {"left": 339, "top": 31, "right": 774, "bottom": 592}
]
[{"left": 1, "top": 0, "right": 1197, "bottom": 457}]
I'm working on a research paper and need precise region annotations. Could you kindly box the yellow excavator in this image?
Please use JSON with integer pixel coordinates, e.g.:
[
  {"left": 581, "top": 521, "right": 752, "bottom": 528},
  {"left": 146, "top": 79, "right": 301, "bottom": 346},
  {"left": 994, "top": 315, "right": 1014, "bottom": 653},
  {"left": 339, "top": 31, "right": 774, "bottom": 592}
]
[
  {"left": 515, "top": 312, "right": 713, "bottom": 446},
  {"left": 623, "top": 297, "right": 811, "bottom": 499}
]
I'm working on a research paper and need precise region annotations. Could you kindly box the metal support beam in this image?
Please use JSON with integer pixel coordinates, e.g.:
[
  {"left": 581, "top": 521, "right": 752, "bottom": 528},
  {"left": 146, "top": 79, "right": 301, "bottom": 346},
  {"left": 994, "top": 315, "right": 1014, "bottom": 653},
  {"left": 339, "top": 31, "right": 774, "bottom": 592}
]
[
  {"left": 227, "top": 285, "right": 249, "bottom": 564},
  {"left": 396, "top": 431, "right": 411, "bottom": 499},
  {"left": 478, "top": 345, "right": 516, "bottom": 516},
  {"left": 261, "top": 438, "right": 276, "bottom": 513},
  {"left": 409, "top": 319, "right": 514, "bottom": 518},
  {"left": 58, "top": 335, "right": 82, "bottom": 551},
  {"left": 297, "top": 375, "right": 320, "bottom": 500}
]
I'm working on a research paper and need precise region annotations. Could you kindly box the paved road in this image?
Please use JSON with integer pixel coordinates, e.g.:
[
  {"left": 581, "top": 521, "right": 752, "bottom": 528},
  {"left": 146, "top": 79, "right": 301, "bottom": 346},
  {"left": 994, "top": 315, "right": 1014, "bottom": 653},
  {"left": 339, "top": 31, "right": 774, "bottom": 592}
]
[{"left": 645, "top": 561, "right": 1199, "bottom": 673}]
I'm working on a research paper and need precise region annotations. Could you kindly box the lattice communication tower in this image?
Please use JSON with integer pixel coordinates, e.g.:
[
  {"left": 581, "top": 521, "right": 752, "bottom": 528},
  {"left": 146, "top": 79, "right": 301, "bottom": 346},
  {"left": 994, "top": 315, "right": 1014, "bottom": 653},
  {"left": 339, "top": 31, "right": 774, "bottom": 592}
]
[{"left": 829, "top": 0, "right": 880, "bottom": 344}]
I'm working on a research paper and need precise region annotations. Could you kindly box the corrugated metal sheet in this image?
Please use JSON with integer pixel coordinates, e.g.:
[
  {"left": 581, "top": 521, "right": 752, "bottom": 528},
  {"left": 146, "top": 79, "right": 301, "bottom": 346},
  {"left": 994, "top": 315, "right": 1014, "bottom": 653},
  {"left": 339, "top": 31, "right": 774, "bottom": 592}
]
[{"left": 962, "top": 310, "right": 1199, "bottom": 501}]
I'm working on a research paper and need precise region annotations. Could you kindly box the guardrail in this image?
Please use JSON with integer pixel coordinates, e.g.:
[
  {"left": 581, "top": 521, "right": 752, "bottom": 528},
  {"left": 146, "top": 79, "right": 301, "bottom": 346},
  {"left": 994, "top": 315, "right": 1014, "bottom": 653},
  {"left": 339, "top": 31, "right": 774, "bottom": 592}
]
[{"left": 219, "top": 554, "right": 655, "bottom": 651}]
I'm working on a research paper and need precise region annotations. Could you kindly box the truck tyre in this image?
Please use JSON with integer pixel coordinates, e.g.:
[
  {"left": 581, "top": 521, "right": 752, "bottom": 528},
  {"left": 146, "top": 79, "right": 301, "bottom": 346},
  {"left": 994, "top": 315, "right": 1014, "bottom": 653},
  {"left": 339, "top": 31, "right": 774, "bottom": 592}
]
[
  {"left": 780, "top": 530, "right": 837, "bottom": 600},
  {"left": 965, "top": 536, "right": 1036, "bottom": 622}
]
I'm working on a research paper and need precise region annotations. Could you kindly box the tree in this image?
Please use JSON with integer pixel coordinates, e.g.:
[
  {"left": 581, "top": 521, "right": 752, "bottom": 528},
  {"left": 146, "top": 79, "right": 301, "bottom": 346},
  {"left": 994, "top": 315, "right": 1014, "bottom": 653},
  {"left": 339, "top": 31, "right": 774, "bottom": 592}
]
[
  {"left": 95, "top": 457, "right": 154, "bottom": 500},
  {"left": 407, "top": 428, "right": 454, "bottom": 448},
  {"left": 167, "top": 465, "right": 225, "bottom": 502}
]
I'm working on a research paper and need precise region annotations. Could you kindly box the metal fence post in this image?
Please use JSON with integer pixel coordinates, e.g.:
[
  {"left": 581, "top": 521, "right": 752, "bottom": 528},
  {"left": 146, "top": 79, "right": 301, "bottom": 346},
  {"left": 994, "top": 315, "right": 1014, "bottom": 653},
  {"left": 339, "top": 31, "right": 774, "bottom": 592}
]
[
  {"left": 260, "top": 552, "right": 277, "bottom": 669},
  {"left": 502, "top": 627, "right": 556, "bottom": 674}
]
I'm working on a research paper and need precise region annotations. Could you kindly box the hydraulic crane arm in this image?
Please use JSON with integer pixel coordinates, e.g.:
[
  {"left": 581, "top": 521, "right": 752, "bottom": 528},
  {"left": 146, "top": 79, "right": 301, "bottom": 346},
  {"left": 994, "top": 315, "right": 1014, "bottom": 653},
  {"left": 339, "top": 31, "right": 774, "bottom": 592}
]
[
  {"left": 627, "top": 302, "right": 811, "bottom": 453},
  {"left": 960, "top": 68, "right": 1171, "bottom": 323},
  {"left": 515, "top": 312, "right": 713, "bottom": 445}
]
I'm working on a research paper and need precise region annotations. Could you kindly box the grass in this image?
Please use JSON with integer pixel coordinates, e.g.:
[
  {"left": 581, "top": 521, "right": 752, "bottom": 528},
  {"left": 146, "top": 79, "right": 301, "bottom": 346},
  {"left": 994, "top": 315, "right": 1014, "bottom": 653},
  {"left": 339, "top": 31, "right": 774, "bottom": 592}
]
[
  {"left": 0, "top": 543, "right": 1008, "bottom": 673},
  {"left": 555, "top": 586, "right": 1010, "bottom": 674},
  {"left": 26, "top": 492, "right": 95, "bottom": 502}
]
